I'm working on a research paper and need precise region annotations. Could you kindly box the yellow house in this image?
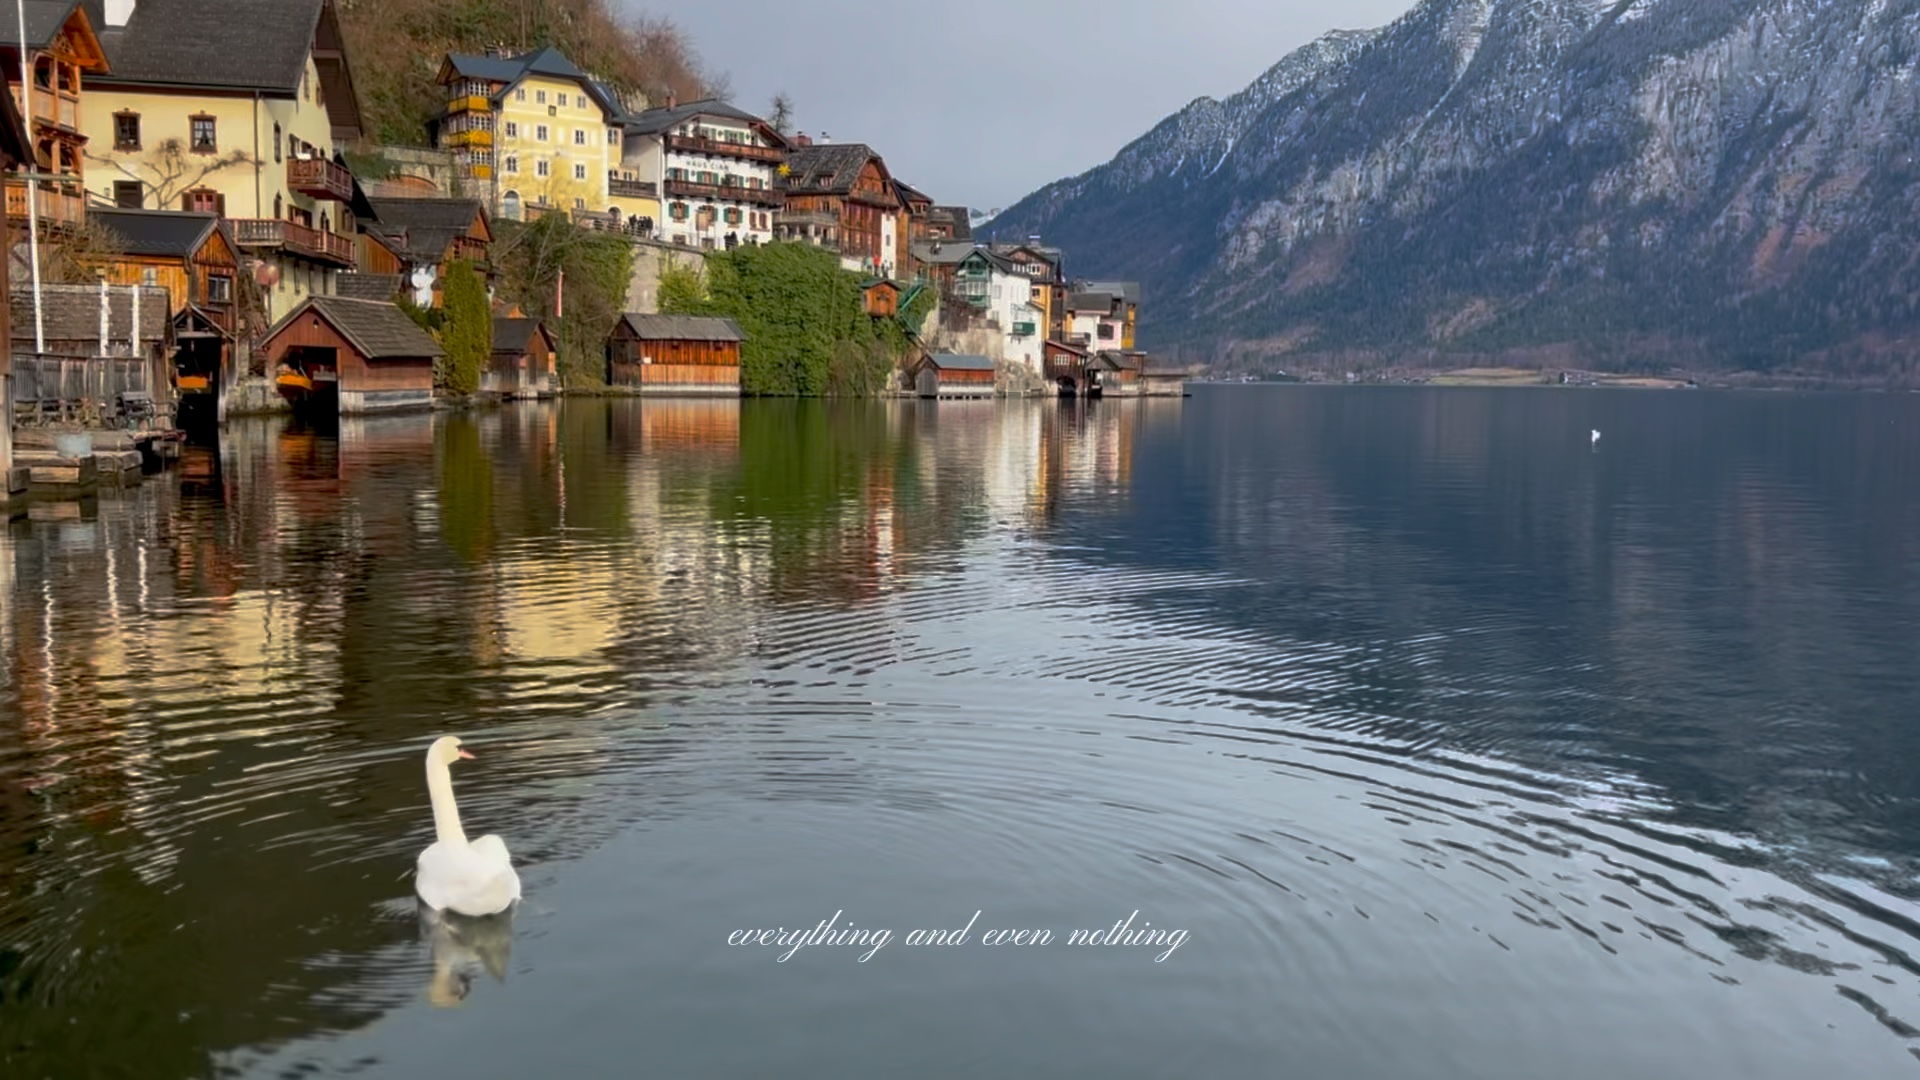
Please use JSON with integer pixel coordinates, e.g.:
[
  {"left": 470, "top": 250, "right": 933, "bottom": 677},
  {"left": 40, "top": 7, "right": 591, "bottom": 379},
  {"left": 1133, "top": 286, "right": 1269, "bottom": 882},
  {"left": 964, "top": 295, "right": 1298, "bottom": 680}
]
[
  {"left": 436, "top": 46, "right": 629, "bottom": 225},
  {"left": 80, "top": 0, "right": 365, "bottom": 326},
  {"left": 0, "top": 0, "right": 108, "bottom": 235}
]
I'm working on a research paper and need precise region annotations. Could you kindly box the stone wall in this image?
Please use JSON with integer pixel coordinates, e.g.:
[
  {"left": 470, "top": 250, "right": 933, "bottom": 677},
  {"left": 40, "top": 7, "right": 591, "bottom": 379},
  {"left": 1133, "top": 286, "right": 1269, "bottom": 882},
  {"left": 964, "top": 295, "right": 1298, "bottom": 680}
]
[{"left": 624, "top": 242, "right": 707, "bottom": 315}]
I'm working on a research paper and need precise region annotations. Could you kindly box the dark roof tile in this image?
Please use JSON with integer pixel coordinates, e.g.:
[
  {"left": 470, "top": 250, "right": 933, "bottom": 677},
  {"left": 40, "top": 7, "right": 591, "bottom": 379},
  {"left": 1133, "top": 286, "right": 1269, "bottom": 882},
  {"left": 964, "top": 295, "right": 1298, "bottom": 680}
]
[
  {"left": 88, "top": 208, "right": 220, "bottom": 258},
  {"left": 618, "top": 314, "right": 747, "bottom": 342}
]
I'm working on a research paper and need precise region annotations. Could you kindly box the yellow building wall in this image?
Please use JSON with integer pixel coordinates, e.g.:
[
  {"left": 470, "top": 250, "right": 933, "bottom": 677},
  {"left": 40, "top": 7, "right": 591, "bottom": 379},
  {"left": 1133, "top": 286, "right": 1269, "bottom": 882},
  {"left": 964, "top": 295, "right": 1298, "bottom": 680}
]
[
  {"left": 492, "top": 74, "right": 614, "bottom": 215},
  {"left": 82, "top": 57, "right": 349, "bottom": 324}
]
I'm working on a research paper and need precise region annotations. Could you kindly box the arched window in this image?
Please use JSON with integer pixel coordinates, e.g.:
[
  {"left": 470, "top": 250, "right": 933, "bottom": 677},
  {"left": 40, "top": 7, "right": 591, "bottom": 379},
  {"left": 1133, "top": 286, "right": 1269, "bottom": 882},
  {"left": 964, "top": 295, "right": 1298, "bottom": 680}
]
[
  {"left": 274, "top": 193, "right": 283, "bottom": 218},
  {"left": 273, "top": 123, "right": 282, "bottom": 162},
  {"left": 502, "top": 190, "right": 521, "bottom": 221}
]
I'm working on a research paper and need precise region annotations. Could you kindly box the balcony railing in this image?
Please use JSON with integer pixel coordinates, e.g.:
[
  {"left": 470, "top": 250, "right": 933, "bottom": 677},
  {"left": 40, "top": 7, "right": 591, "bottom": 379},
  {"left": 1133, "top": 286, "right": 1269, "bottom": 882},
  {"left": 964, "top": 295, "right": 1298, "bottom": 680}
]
[
  {"left": 445, "top": 129, "right": 493, "bottom": 148},
  {"left": 27, "top": 87, "right": 79, "bottom": 131},
  {"left": 4, "top": 178, "right": 84, "bottom": 227},
  {"left": 662, "top": 177, "right": 784, "bottom": 207},
  {"left": 448, "top": 235, "right": 489, "bottom": 264},
  {"left": 288, "top": 156, "right": 353, "bottom": 201},
  {"left": 608, "top": 176, "right": 658, "bottom": 199},
  {"left": 229, "top": 218, "right": 356, "bottom": 267},
  {"left": 446, "top": 94, "right": 492, "bottom": 114},
  {"left": 663, "top": 133, "right": 783, "bottom": 163}
]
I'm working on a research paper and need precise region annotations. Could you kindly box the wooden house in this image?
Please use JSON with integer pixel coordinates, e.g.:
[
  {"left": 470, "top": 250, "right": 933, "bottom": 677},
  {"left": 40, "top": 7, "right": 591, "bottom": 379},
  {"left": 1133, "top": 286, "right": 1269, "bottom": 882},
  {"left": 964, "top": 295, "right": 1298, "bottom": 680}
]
[
  {"left": 861, "top": 278, "right": 901, "bottom": 319},
  {"left": 776, "top": 142, "right": 904, "bottom": 276},
  {"left": 487, "top": 316, "right": 555, "bottom": 399},
  {"left": 1139, "top": 358, "right": 1189, "bottom": 397},
  {"left": 259, "top": 295, "right": 442, "bottom": 413},
  {"left": 607, "top": 313, "right": 744, "bottom": 395},
  {"left": 89, "top": 207, "right": 239, "bottom": 421},
  {"left": 892, "top": 179, "right": 932, "bottom": 278},
  {"left": 0, "top": 0, "right": 108, "bottom": 235},
  {"left": 1043, "top": 338, "right": 1091, "bottom": 396},
  {"left": 360, "top": 196, "right": 491, "bottom": 306},
  {"left": 915, "top": 353, "right": 995, "bottom": 399}
]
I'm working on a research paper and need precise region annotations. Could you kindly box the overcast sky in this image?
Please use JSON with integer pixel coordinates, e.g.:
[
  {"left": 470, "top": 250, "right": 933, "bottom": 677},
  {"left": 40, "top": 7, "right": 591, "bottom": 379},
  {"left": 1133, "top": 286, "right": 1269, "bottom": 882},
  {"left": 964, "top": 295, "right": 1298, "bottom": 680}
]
[{"left": 654, "top": 0, "right": 1418, "bottom": 212}]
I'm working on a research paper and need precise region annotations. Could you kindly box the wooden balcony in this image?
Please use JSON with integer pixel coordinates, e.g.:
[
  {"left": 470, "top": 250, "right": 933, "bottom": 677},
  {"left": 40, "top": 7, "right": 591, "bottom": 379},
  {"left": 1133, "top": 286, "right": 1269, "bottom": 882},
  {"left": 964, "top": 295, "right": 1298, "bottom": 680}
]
[
  {"left": 448, "top": 235, "right": 489, "bottom": 264},
  {"left": 26, "top": 87, "right": 80, "bottom": 132},
  {"left": 608, "top": 175, "right": 658, "bottom": 199},
  {"left": 662, "top": 177, "right": 783, "bottom": 207},
  {"left": 288, "top": 156, "right": 353, "bottom": 201},
  {"left": 445, "top": 129, "right": 493, "bottom": 148},
  {"left": 663, "top": 133, "right": 783, "bottom": 163},
  {"left": 4, "top": 178, "right": 85, "bottom": 229},
  {"left": 446, "top": 94, "right": 492, "bottom": 114},
  {"left": 229, "top": 218, "right": 356, "bottom": 267}
]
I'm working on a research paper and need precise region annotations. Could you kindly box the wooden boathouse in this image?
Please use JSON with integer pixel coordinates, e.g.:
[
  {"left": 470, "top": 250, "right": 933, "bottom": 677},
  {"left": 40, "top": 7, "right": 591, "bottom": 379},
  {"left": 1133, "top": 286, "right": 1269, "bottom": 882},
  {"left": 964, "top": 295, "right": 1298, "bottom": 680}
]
[
  {"left": 606, "top": 314, "right": 745, "bottom": 395},
  {"left": 915, "top": 353, "right": 996, "bottom": 398},
  {"left": 259, "top": 296, "right": 442, "bottom": 413},
  {"left": 487, "top": 316, "right": 555, "bottom": 398}
]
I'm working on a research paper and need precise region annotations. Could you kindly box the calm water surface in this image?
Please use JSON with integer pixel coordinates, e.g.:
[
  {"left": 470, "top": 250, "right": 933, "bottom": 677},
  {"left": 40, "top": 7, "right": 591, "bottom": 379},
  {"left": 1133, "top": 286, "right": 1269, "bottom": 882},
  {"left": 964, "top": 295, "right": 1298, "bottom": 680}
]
[{"left": 3, "top": 388, "right": 1920, "bottom": 1078}]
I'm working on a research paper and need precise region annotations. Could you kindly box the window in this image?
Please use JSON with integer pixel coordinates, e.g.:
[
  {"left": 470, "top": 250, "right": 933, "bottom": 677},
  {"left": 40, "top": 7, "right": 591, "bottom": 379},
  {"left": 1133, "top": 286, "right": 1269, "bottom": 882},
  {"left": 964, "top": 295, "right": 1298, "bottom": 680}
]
[
  {"left": 141, "top": 267, "right": 157, "bottom": 287},
  {"left": 502, "top": 190, "right": 522, "bottom": 220},
  {"left": 535, "top": 124, "right": 548, "bottom": 141},
  {"left": 723, "top": 207, "right": 742, "bottom": 225},
  {"left": 273, "top": 193, "right": 283, "bottom": 218},
  {"left": 503, "top": 155, "right": 518, "bottom": 174},
  {"left": 547, "top": 105, "right": 556, "bottom": 117},
  {"left": 504, "top": 121, "right": 518, "bottom": 138},
  {"left": 289, "top": 133, "right": 299, "bottom": 159},
  {"left": 189, "top": 114, "right": 216, "bottom": 152},
  {"left": 535, "top": 159, "right": 549, "bottom": 177},
  {"left": 575, "top": 94, "right": 586, "bottom": 109},
  {"left": 573, "top": 128, "right": 586, "bottom": 145},
  {"left": 573, "top": 163, "right": 586, "bottom": 180},
  {"left": 1097, "top": 323, "right": 1115, "bottom": 340},
  {"left": 113, "top": 111, "right": 140, "bottom": 151},
  {"left": 608, "top": 128, "right": 619, "bottom": 146},
  {"left": 514, "top": 87, "right": 526, "bottom": 102},
  {"left": 573, "top": 197, "right": 585, "bottom": 209},
  {"left": 272, "top": 122, "right": 281, "bottom": 161},
  {"left": 183, "top": 187, "right": 223, "bottom": 214},
  {"left": 112, "top": 181, "right": 142, "bottom": 208},
  {"left": 535, "top": 89, "right": 547, "bottom": 104},
  {"left": 207, "top": 274, "right": 232, "bottom": 303},
  {"left": 669, "top": 202, "right": 688, "bottom": 221}
]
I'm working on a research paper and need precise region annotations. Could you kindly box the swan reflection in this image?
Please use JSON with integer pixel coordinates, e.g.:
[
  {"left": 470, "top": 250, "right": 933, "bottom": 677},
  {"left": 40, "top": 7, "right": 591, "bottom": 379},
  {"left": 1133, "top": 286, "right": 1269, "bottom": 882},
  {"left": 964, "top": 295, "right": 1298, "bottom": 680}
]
[{"left": 420, "top": 901, "right": 515, "bottom": 1007}]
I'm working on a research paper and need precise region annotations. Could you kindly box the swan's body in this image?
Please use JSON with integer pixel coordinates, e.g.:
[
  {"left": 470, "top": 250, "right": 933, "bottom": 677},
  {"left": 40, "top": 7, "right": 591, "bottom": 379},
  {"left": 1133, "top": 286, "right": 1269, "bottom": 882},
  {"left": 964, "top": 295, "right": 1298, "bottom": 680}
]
[
  {"left": 416, "top": 736, "right": 521, "bottom": 916},
  {"left": 1591, "top": 429, "right": 1602, "bottom": 444}
]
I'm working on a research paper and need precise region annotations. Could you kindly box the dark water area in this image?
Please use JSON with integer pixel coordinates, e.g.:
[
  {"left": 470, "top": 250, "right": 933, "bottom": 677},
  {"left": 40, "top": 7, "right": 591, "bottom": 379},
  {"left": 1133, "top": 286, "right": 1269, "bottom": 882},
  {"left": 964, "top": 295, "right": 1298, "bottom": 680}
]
[{"left": 2, "top": 387, "right": 1919, "bottom": 1078}]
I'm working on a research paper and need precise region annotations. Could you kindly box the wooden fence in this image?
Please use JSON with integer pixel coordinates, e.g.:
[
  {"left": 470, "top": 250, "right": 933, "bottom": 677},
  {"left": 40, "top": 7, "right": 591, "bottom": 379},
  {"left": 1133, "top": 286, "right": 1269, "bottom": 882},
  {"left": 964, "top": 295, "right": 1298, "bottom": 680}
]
[{"left": 10, "top": 354, "right": 158, "bottom": 406}]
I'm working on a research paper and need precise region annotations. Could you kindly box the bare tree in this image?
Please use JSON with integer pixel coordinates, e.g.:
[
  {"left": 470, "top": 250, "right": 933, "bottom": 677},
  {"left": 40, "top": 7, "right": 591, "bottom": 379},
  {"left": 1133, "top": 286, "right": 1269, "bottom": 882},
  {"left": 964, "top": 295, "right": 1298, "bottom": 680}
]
[
  {"left": 85, "top": 138, "right": 254, "bottom": 210},
  {"left": 768, "top": 92, "right": 794, "bottom": 136}
]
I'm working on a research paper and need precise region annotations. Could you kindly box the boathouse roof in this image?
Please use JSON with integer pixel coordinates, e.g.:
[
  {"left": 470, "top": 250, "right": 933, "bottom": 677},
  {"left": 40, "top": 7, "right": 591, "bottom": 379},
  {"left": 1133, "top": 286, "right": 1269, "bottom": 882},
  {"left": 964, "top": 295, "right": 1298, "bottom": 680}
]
[
  {"left": 365, "top": 197, "right": 489, "bottom": 263},
  {"left": 616, "top": 314, "right": 748, "bottom": 343},
  {"left": 270, "top": 296, "right": 444, "bottom": 360},
  {"left": 491, "top": 317, "right": 553, "bottom": 356},
  {"left": 927, "top": 353, "right": 995, "bottom": 372}
]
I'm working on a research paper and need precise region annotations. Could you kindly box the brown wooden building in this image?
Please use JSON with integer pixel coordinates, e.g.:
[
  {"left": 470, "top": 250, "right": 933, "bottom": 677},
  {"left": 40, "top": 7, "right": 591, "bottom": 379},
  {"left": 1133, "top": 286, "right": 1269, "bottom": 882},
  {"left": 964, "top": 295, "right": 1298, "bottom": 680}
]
[
  {"left": 607, "top": 313, "right": 744, "bottom": 395},
  {"left": 0, "top": 78, "right": 32, "bottom": 494},
  {"left": 358, "top": 196, "right": 491, "bottom": 306},
  {"left": 259, "top": 295, "right": 442, "bottom": 413},
  {"left": 776, "top": 142, "right": 904, "bottom": 275},
  {"left": 1043, "top": 338, "right": 1092, "bottom": 396},
  {"left": 915, "top": 353, "right": 995, "bottom": 399},
  {"left": 0, "top": 0, "right": 107, "bottom": 236},
  {"left": 487, "top": 316, "right": 555, "bottom": 399},
  {"left": 861, "top": 278, "right": 900, "bottom": 319},
  {"left": 90, "top": 207, "right": 239, "bottom": 421}
]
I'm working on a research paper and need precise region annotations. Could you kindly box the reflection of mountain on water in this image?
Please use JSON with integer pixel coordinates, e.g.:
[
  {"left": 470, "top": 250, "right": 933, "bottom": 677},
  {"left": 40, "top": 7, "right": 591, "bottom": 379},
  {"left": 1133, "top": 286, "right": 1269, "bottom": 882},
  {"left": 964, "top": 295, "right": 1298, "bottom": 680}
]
[{"left": 1039, "top": 387, "right": 1920, "bottom": 880}]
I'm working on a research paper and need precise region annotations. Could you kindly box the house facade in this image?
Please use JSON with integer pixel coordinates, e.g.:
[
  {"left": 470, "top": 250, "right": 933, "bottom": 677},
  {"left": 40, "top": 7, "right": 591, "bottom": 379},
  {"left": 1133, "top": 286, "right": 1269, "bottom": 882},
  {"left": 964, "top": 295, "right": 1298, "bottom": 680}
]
[
  {"left": 436, "top": 46, "right": 622, "bottom": 224},
  {"left": 619, "top": 98, "right": 785, "bottom": 249},
  {"left": 260, "top": 294, "right": 440, "bottom": 413},
  {"left": 777, "top": 141, "right": 903, "bottom": 277},
  {"left": 82, "top": 0, "right": 365, "bottom": 326},
  {"left": 0, "top": 0, "right": 107, "bottom": 235},
  {"left": 89, "top": 206, "right": 239, "bottom": 421},
  {"left": 607, "top": 313, "right": 744, "bottom": 394},
  {"left": 357, "top": 196, "right": 491, "bottom": 307}
]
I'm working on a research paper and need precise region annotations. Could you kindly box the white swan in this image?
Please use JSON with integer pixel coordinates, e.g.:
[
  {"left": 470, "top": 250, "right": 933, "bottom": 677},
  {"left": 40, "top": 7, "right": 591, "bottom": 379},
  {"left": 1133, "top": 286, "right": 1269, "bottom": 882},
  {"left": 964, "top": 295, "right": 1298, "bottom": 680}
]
[{"left": 416, "top": 736, "right": 521, "bottom": 916}]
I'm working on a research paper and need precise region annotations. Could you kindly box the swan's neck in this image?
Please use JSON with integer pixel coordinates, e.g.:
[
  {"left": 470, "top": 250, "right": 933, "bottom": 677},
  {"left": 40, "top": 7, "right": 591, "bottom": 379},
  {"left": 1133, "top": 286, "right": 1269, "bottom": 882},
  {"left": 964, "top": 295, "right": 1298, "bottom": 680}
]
[{"left": 426, "top": 758, "right": 469, "bottom": 847}]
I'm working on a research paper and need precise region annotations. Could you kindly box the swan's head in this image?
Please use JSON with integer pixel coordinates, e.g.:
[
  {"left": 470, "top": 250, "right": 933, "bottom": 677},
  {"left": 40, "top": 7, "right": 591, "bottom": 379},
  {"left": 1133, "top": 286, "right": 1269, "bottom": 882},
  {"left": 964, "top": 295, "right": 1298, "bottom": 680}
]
[{"left": 428, "top": 736, "right": 476, "bottom": 767}]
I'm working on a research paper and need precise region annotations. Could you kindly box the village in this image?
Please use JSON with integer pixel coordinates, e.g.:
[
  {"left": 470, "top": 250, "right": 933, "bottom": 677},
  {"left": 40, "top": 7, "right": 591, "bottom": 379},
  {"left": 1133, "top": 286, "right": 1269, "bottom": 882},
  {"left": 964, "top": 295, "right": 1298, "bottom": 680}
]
[{"left": 0, "top": 0, "right": 1186, "bottom": 508}]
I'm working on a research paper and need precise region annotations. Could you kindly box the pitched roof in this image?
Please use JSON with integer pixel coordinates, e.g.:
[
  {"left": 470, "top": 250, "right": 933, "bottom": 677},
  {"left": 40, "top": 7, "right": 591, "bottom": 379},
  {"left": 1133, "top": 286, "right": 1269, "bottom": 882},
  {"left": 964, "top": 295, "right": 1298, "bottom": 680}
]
[
  {"left": 89, "top": 208, "right": 222, "bottom": 258},
  {"left": 782, "top": 144, "right": 891, "bottom": 197},
  {"left": 0, "top": 0, "right": 86, "bottom": 49},
  {"left": 274, "top": 296, "right": 444, "bottom": 359},
  {"left": 365, "top": 197, "right": 486, "bottom": 262},
  {"left": 491, "top": 317, "right": 550, "bottom": 355},
  {"left": 92, "top": 0, "right": 321, "bottom": 93},
  {"left": 334, "top": 273, "right": 402, "bottom": 301},
  {"left": 910, "top": 240, "right": 978, "bottom": 266},
  {"left": 620, "top": 98, "right": 782, "bottom": 141},
  {"left": 1069, "top": 291, "right": 1120, "bottom": 314},
  {"left": 928, "top": 353, "right": 995, "bottom": 372},
  {"left": 1045, "top": 338, "right": 1090, "bottom": 357},
  {"left": 443, "top": 46, "right": 621, "bottom": 115},
  {"left": 618, "top": 314, "right": 747, "bottom": 342},
  {"left": 925, "top": 206, "right": 972, "bottom": 238},
  {"left": 1080, "top": 280, "right": 1142, "bottom": 304}
]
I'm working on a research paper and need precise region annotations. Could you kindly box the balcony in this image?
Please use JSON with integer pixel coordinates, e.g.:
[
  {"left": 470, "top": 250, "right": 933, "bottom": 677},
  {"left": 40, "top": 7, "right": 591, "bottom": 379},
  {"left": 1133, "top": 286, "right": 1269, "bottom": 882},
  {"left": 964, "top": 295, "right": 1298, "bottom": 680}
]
[
  {"left": 26, "top": 87, "right": 79, "bottom": 132},
  {"left": 1012, "top": 322, "right": 1036, "bottom": 337},
  {"left": 663, "top": 133, "right": 783, "bottom": 164},
  {"left": 448, "top": 235, "right": 489, "bottom": 264},
  {"left": 608, "top": 175, "right": 658, "bottom": 199},
  {"left": 229, "top": 218, "right": 356, "bottom": 267},
  {"left": 4, "top": 178, "right": 85, "bottom": 229},
  {"left": 662, "top": 177, "right": 784, "bottom": 207},
  {"left": 288, "top": 156, "right": 353, "bottom": 201},
  {"left": 445, "top": 128, "right": 493, "bottom": 148},
  {"left": 446, "top": 94, "right": 492, "bottom": 115}
]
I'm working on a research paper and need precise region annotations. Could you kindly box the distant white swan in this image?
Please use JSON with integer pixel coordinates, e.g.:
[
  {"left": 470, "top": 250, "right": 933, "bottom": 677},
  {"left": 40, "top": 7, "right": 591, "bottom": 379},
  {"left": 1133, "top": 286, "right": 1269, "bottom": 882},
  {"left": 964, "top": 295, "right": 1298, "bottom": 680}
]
[
  {"left": 416, "top": 736, "right": 521, "bottom": 916},
  {"left": 1591, "top": 429, "right": 1601, "bottom": 445}
]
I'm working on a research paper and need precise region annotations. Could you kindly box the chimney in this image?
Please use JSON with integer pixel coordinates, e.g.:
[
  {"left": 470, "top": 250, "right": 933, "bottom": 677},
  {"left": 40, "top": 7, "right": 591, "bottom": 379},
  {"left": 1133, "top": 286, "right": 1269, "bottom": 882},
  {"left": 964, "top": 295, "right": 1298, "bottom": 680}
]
[
  {"left": 818, "top": 132, "right": 831, "bottom": 144},
  {"left": 794, "top": 132, "right": 812, "bottom": 147},
  {"left": 666, "top": 91, "right": 677, "bottom": 110},
  {"left": 104, "top": 0, "right": 135, "bottom": 26}
]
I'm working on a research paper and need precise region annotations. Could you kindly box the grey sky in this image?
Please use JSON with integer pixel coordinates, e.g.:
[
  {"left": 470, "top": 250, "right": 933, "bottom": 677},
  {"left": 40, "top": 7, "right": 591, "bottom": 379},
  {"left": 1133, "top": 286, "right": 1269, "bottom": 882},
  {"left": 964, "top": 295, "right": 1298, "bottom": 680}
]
[{"left": 653, "top": 0, "right": 1419, "bottom": 212}]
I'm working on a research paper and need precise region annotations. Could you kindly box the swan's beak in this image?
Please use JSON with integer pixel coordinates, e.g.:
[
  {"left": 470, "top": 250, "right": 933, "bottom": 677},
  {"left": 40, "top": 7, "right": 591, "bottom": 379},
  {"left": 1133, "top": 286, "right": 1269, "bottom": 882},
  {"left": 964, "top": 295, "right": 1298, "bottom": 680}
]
[{"left": 457, "top": 749, "right": 475, "bottom": 760}]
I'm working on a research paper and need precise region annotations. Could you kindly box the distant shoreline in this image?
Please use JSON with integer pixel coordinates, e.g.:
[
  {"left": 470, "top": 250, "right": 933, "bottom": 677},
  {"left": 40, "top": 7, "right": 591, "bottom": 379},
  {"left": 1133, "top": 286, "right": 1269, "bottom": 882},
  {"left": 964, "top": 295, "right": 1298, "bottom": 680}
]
[{"left": 1200, "top": 366, "right": 1917, "bottom": 392}]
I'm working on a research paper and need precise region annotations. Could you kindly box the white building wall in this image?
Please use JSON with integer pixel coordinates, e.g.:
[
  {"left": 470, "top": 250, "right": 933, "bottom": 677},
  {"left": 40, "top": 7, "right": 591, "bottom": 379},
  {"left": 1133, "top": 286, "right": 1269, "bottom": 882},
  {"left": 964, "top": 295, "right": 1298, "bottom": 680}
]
[
  {"left": 879, "top": 212, "right": 898, "bottom": 278},
  {"left": 646, "top": 115, "right": 779, "bottom": 250}
]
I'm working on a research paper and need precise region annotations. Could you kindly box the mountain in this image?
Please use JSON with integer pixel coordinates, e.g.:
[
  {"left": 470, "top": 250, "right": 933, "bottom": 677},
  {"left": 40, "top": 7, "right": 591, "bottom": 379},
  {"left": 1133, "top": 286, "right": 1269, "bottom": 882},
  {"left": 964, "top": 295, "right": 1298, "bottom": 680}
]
[{"left": 987, "top": 0, "right": 1920, "bottom": 384}]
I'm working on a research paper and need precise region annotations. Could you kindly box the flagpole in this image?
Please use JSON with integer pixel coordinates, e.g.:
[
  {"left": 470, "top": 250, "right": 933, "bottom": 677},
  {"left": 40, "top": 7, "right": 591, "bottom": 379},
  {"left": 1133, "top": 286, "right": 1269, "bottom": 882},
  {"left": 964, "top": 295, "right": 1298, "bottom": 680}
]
[{"left": 17, "top": 0, "right": 43, "bottom": 352}]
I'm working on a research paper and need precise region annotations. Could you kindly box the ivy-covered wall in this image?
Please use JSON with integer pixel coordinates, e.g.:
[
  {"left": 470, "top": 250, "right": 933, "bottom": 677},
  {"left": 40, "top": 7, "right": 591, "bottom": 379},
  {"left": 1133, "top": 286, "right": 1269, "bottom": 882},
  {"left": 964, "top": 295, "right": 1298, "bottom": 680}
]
[{"left": 660, "top": 243, "right": 932, "bottom": 396}]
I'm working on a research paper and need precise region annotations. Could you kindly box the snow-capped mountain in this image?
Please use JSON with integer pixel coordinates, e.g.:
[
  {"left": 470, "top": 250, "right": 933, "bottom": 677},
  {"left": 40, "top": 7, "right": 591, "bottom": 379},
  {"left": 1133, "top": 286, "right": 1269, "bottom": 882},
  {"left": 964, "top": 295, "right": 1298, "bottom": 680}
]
[{"left": 986, "top": 0, "right": 1920, "bottom": 380}]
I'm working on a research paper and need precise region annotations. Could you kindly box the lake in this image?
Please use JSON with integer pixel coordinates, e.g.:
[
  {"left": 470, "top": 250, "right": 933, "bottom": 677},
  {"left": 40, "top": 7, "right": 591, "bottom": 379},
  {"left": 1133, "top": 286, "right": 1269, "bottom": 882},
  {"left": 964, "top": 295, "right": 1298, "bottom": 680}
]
[{"left": 3, "top": 387, "right": 1920, "bottom": 1078}]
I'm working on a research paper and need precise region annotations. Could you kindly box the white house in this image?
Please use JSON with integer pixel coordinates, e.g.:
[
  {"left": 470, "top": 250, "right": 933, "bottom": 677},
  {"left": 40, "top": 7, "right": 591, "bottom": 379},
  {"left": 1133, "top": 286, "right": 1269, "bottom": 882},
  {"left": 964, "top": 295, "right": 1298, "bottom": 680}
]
[{"left": 619, "top": 98, "right": 787, "bottom": 250}]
